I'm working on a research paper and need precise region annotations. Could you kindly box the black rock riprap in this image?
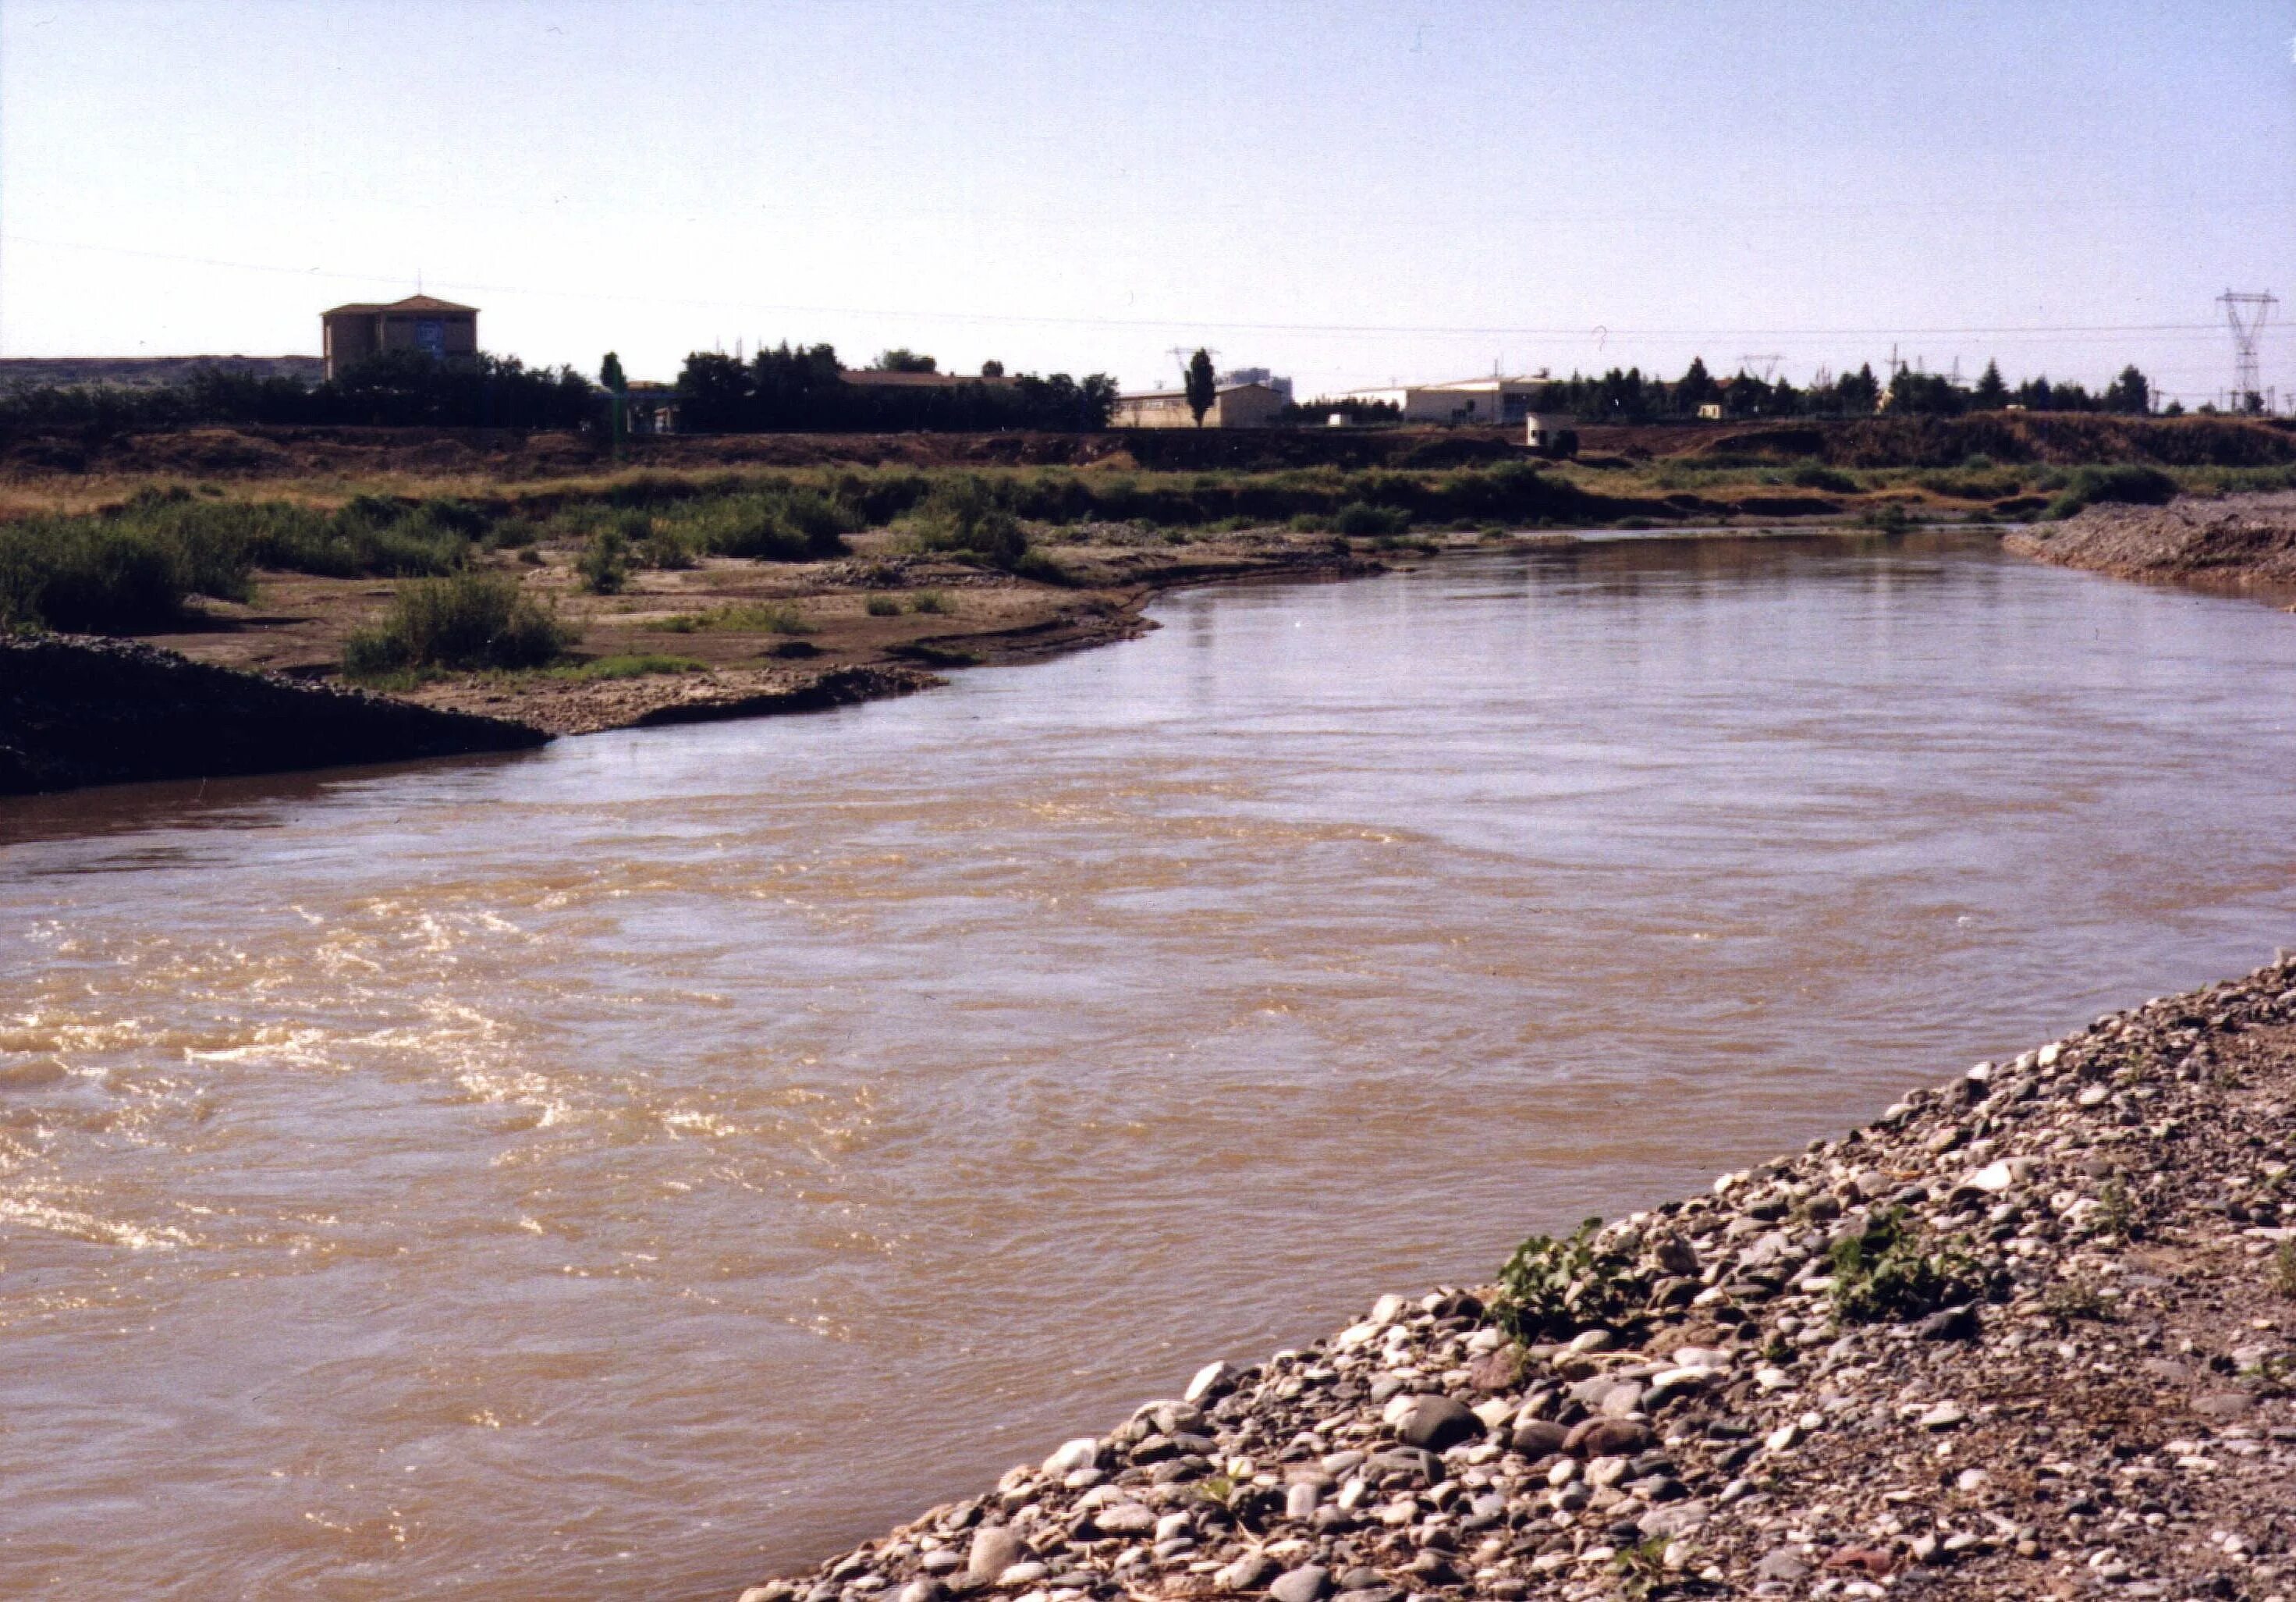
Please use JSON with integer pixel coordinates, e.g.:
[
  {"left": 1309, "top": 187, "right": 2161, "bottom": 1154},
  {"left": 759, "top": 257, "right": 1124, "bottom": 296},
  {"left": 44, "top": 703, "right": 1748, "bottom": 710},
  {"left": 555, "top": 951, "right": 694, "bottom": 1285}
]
[{"left": 736, "top": 956, "right": 2296, "bottom": 1602}]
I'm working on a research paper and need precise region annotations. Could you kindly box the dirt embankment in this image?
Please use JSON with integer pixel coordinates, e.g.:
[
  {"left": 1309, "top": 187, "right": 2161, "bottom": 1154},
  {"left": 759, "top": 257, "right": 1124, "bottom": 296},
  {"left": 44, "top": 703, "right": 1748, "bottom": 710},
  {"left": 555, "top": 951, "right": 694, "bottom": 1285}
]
[
  {"left": 728, "top": 957, "right": 2296, "bottom": 1602},
  {"left": 2007, "top": 493, "right": 2296, "bottom": 602},
  {"left": 0, "top": 634, "right": 545, "bottom": 795},
  {"left": 9, "top": 414, "right": 2288, "bottom": 486}
]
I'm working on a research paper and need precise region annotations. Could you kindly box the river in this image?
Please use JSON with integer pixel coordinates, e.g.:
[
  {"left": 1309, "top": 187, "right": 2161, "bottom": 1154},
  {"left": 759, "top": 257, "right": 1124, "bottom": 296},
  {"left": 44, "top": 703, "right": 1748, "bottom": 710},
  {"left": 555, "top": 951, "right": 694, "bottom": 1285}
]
[{"left": 3, "top": 531, "right": 2294, "bottom": 1599}]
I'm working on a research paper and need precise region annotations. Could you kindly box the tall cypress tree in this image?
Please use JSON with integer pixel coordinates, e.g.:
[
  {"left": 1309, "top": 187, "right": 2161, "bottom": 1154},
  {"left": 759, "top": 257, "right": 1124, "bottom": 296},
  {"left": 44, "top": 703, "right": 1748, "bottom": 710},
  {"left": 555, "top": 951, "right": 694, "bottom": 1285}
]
[{"left": 1184, "top": 348, "right": 1217, "bottom": 426}]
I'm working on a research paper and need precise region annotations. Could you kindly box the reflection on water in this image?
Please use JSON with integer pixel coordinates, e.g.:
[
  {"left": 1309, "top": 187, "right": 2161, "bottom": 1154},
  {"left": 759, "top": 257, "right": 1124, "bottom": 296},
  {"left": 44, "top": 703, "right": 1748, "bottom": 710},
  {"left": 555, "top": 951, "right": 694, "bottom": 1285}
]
[{"left": 3, "top": 533, "right": 2294, "bottom": 1599}]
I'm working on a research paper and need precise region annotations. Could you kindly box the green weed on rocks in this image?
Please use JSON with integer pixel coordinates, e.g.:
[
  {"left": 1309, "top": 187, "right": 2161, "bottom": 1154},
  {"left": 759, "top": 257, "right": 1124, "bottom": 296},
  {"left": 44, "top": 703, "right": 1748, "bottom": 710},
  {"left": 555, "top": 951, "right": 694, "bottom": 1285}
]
[
  {"left": 1828, "top": 1207, "right": 1993, "bottom": 1324},
  {"left": 1491, "top": 1219, "right": 1650, "bottom": 1341}
]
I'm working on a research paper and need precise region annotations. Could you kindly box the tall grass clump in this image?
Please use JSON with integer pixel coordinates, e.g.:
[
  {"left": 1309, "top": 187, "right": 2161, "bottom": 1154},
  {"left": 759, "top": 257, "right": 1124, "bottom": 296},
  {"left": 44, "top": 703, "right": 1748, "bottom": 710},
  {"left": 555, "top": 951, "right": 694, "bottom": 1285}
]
[
  {"left": 905, "top": 474, "right": 1029, "bottom": 568},
  {"left": 0, "top": 517, "right": 227, "bottom": 632},
  {"left": 657, "top": 486, "right": 857, "bottom": 561},
  {"left": 342, "top": 571, "right": 571, "bottom": 677}
]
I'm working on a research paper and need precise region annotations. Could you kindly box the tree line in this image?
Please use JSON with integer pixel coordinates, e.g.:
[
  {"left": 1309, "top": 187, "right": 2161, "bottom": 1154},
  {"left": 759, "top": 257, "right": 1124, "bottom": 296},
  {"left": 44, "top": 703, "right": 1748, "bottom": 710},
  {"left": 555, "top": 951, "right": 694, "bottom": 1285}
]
[
  {"left": 673, "top": 343, "right": 1118, "bottom": 432},
  {"left": 1528, "top": 357, "right": 2170, "bottom": 422},
  {"left": 0, "top": 343, "right": 1118, "bottom": 439},
  {"left": 0, "top": 350, "right": 602, "bottom": 435}
]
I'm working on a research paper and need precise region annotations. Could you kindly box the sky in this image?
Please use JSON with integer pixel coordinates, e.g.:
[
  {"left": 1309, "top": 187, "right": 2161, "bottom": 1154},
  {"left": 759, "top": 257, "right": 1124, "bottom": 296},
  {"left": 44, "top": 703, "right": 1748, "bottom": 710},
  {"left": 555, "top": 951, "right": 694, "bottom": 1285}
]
[{"left": 2, "top": 0, "right": 2292, "bottom": 403}]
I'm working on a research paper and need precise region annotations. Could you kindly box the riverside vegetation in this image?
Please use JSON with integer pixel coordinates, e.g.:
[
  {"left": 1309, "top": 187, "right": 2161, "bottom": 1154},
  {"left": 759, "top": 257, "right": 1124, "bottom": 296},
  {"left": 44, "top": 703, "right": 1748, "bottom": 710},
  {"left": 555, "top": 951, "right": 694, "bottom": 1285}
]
[
  {"left": 4, "top": 415, "right": 2294, "bottom": 749},
  {"left": 729, "top": 957, "right": 2296, "bottom": 1602}
]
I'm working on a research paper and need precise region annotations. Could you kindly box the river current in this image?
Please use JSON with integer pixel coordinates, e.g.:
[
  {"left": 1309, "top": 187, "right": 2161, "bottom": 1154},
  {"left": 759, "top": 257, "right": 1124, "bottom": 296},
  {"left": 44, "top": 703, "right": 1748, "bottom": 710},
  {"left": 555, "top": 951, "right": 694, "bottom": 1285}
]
[{"left": 3, "top": 532, "right": 2294, "bottom": 1598}]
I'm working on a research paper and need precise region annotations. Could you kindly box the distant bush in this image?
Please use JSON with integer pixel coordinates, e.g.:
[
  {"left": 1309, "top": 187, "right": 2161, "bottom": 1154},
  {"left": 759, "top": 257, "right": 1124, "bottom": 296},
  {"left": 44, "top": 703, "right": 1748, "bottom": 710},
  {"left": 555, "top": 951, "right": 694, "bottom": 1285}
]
[
  {"left": 2044, "top": 463, "right": 2180, "bottom": 519},
  {"left": 1789, "top": 464, "right": 1859, "bottom": 494},
  {"left": 864, "top": 594, "right": 901, "bottom": 616},
  {"left": 342, "top": 571, "right": 571, "bottom": 676},
  {"left": 659, "top": 488, "right": 853, "bottom": 562},
  {"left": 1332, "top": 501, "right": 1411, "bottom": 537},
  {"left": 910, "top": 588, "right": 953, "bottom": 614},
  {"left": 908, "top": 474, "right": 1029, "bottom": 568},
  {"left": 577, "top": 527, "right": 631, "bottom": 594}
]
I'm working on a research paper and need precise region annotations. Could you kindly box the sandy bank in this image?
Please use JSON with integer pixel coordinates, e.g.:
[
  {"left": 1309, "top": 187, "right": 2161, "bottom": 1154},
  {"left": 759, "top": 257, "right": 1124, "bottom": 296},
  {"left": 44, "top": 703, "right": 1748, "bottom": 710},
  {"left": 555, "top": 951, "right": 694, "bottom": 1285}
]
[
  {"left": 0, "top": 634, "right": 545, "bottom": 794},
  {"left": 2007, "top": 492, "right": 2296, "bottom": 602},
  {"left": 731, "top": 956, "right": 2296, "bottom": 1602},
  {"left": 139, "top": 528, "right": 1389, "bottom": 739}
]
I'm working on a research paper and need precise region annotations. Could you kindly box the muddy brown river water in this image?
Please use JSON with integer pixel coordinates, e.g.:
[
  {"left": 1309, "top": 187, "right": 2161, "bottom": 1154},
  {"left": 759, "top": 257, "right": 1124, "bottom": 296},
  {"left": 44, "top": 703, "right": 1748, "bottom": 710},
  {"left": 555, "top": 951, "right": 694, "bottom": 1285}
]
[{"left": 3, "top": 532, "right": 2295, "bottom": 1600}]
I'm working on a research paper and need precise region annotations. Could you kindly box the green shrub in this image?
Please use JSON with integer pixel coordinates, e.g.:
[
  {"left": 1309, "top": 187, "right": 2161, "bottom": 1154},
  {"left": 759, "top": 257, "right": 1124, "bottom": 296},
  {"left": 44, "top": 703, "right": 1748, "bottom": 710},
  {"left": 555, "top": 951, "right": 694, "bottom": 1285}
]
[
  {"left": 1010, "top": 548, "right": 1070, "bottom": 585},
  {"left": 1491, "top": 1219, "right": 1649, "bottom": 1340},
  {"left": 659, "top": 601, "right": 814, "bottom": 635},
  {"left": 1332, "top": 501, "right": 1411, "bottom": 537},
  {"left": 2044, "top": 464, "right": 2180, "bottom": 519},
  {"left": 578, "top": 528, "right": 630, "bottom": 594},
  {"left": 0, "top": 519, "right": 209, "bottom": 631},
  {"left": 908, "top": 474, "right": 1029, "bottom": 567},
  {"left": 910, "top": 588, "right": 953, "bottom": 614},
  {"left": 665, "top": 488, "right": 854, "bottom": 562},
  {"left": 864, "top": 594, "right": 901, "bottom": 616},
  {"left": 342, "top": 571, "right": 572, "bottom": 675},
  {"left": 1828, "top": 1208, "right": 1992, "bottom": 1323},
  {"left": 1790, "top": 464, "right": 1859, "bottom": 494}
]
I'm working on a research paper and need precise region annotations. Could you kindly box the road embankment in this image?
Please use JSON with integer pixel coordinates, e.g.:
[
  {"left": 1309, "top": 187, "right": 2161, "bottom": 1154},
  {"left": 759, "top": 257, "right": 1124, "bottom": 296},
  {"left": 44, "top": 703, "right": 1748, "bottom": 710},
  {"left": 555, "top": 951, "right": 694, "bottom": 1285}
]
[
  {"left": 730, "top": 955, "right": 2296, "bottom": 1602},
  {"left": 0, "top": 633, "right": 547, "bottom": 794},
  {"left": 2007, "top": 492, "right": 2296, "bottom": 601}
]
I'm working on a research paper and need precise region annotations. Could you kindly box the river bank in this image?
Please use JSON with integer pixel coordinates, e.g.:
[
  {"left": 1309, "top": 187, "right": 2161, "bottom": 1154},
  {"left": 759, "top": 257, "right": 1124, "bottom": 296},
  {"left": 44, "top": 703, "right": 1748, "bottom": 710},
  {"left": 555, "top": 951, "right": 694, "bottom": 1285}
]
[
  {"left": 2007, "top": 492, "right": 2296, "bottom": 604},
  {"left": 0, "top": 632, "right": 545, "bottom": 794},
  {"left": 734, "top": 957, "right": 2296, "bottom": 1602}
]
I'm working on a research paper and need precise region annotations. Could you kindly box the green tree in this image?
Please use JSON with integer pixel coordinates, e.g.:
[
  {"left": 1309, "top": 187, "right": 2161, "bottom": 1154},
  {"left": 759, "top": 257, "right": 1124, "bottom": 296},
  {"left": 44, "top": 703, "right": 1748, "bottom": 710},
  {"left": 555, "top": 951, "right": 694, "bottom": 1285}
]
[
  {"left": 1971, "top": 359, "right": 2007, "bottom": 410},
  {"left": 980, "top": 359, "right": 1005, "bottom": 378},
  {"left": 1836, "top": 364, "right": 1881, "bottom": 415},
  {"left": 873, "top": 349, "right": 937, "bottom": 372},
  {"left": 2103, "top": 364, "right": 2152, "bottom": 415},
  {"left": 1184, "top": 347, "right": 1217, "bottom": 426},
  {"left": 600, "top": 352, "right": 626, "bottom": 392},
  {"left": 1676, "top": 356, "right": 1719, "bottom": 415}
]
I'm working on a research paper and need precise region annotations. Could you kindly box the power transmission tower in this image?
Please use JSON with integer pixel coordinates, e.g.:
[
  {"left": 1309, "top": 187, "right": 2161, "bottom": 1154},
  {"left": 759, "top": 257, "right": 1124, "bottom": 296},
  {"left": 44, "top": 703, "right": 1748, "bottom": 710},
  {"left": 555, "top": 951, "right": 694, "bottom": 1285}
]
[
  {"left": 1737, "top": 353, "right": 1783, "bottom": 383},
  {"left": 2219, "top": 290, "right": 2276, "bottom": 413}
]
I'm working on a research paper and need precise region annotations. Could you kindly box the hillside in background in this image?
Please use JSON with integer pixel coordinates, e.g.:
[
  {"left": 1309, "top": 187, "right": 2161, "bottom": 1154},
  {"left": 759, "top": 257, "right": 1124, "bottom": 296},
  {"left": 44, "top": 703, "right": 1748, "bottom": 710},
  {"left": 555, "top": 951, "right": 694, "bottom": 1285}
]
[{"left": 0, "top": 355, "right": 324, "bottom": 393}]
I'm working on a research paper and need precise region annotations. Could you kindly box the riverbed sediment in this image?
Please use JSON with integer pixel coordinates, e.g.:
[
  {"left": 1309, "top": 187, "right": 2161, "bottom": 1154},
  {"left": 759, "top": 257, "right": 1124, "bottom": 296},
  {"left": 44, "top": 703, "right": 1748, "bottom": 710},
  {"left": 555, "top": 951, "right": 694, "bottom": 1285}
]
[{"left": 734, "top": 956, "right": 2296, "bottom": 1602}]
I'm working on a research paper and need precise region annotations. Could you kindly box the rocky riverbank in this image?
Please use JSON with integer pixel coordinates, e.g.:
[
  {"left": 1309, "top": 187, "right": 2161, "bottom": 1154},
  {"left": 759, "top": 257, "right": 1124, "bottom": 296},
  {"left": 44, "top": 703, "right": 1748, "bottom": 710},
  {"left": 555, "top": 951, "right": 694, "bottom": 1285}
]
[
  {"left": 0, "top": 633, "right": 546, "bottom": 794},
  {"left": 2007, "top": 493, "right": 2296, "bottom": 600},
  {"left": 733, "top": 956, "right": 2296, "bottom": 1602}
]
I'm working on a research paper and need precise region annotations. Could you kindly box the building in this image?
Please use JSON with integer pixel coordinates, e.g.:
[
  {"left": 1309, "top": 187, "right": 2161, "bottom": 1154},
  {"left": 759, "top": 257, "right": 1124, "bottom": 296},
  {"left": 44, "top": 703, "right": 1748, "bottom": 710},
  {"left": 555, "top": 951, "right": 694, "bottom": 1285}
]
[
  {"left": 1339, "top": 375, "right": 1547, "bottom": 424},
  {"left": 1524, "top": 414, "right": 1575, "bottom": 453},
  {"left": 1215, "top": 366, "right": 1293, "bottom": 403},
  {"left": 623, "top": 380, "right": 680, "bottom": 435},
  {"left": 837, "top": 368, "right": 1017, "bottom": 392},
  {"left": 320, "top": 295, "right": 478, "bottom": 379},
  {"left": 1110, "top": 382, "right": 1286, "bottom": 429}
]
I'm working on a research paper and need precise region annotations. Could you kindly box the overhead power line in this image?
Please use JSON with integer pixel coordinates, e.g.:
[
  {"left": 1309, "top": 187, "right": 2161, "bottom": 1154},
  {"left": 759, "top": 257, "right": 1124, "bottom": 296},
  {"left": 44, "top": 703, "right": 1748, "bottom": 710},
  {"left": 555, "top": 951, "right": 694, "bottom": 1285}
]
[{"left": 0, "top": 233, "right": 2241, "bottom": 346}]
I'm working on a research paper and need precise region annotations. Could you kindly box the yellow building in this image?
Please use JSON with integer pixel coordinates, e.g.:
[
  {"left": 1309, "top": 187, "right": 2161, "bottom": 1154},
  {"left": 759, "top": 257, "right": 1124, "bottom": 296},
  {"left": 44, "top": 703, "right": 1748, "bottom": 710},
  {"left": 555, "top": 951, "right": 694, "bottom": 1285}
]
[{"left": 1111, "top": 382, "right": 1286, "bottom": 429}]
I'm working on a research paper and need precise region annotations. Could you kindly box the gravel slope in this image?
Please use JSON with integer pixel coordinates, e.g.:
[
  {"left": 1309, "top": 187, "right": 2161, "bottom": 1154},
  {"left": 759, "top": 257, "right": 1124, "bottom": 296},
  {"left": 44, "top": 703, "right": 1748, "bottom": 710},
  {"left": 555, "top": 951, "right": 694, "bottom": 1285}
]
[
  {"left": 2007, "top": 493, "right": 2296, "bottom": 596},
  {"left": 729, "top": 955, "right": 2296, "bottom": 1602}
]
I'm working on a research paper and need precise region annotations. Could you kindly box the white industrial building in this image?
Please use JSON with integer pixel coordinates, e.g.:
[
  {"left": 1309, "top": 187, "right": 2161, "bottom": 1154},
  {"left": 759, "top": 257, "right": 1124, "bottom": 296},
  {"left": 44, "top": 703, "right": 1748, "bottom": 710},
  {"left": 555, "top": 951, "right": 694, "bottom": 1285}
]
[{"left": 1340, "top": 375, "right": 1548, "bottom": 424}]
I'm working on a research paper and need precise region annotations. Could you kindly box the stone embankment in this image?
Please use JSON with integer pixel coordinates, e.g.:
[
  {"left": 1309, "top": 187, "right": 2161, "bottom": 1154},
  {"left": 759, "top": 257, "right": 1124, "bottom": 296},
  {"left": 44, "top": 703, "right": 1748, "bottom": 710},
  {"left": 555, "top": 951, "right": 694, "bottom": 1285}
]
[
  {"left": 2008, "top": 492, "right": 2296, "bottom": 599},
  {"left": 735, "top": 956, "right": 2296, "bottom": 1602},
  {"left": 0, "top": 633, "right": 546, "bottom": 794}
]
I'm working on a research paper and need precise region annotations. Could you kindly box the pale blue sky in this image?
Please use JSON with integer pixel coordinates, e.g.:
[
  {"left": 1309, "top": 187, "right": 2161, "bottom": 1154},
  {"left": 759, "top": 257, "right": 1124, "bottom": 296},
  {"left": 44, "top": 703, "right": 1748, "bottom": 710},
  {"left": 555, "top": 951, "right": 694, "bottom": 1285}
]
[{"left": 2, "top": 1, "right": 2291, "bottom": 401}]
